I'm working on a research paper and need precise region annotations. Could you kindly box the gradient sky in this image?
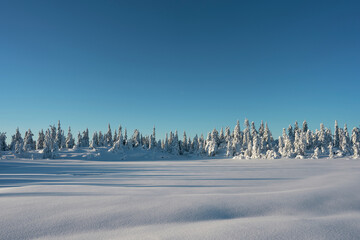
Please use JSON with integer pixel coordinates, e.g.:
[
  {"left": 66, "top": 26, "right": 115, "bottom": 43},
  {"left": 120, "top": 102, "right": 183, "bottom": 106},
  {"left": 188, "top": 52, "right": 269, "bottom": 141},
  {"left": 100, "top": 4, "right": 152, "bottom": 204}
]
[{"left": 1, "top": 0, "right": 360, "bottom": 140}]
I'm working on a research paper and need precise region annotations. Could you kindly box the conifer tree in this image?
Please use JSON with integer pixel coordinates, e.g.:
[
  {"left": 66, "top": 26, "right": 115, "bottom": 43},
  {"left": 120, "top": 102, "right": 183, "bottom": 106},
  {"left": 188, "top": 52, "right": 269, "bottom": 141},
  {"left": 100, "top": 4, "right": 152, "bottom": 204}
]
[
  {"left": 65, "top": 127, "right": 75, "bottom": 149},
  {"left": 0, "top": 132, "right": 7, "bottom": 151},
  {"left": 91, "top": 132, "right": 99, "bottom": 148},
  {"left": 10, "top": 128, "right": 23, "bottom": 151},
  {"left": 55, "top": 120, "right": 63, "bottom": 149},
  {"left": 106, "top": 124, "right": 113, "bottom": 146},
  {"left": 302, "top": 120, "right": 308, "bottom": 133},
  {"left": 36, "top": 130, "right": 45, "bottom": 150},
  {"left": 23, "top": 129, "right": 34, "bottom": 151},
  {"left": 334, "top": 120, "right": 340, "bottom": 148},
  {"left": 258, "top": 120, "right": 265, "bottom": 137}
]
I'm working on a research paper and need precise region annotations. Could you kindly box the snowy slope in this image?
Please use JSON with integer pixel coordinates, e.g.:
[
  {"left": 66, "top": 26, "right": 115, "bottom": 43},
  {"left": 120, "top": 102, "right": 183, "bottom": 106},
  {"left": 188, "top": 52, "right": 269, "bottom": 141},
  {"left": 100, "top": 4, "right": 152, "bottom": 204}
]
[{"left": 1, "top": 157, "right": 360, "bottom": 240}]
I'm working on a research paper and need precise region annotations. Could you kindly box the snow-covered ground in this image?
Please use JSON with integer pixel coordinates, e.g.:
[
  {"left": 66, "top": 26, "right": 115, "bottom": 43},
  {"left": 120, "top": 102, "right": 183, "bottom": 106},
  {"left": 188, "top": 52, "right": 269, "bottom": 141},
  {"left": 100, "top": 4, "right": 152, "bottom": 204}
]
[{"left": 1, "top": 156, "right": 360, "bottom": 240}]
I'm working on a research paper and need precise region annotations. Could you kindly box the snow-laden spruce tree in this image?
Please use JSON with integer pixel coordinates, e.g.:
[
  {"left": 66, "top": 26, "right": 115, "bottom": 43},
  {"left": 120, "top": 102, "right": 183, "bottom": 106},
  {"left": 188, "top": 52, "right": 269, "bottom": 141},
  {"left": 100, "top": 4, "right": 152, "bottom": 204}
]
[
  {"left": 23, "top": 129, "right": 35, "bottom": 151},
  {"left": 232, "top": 120, "right": 242, "bottom": 155},
  {"left": 251, "top": 134, "right": 261, "bottom": 159},
  {"left": 113, "top": 130, "right": 118, "bottom": 144},
  {"left": 36, "top": 130, "right": 45, "bottom": 150},
  {"left": 294, "top": 121, "right": 299, "bottom": 134},
  {"left": 261, "top": 123, "right": 273, "bottom": 153},
  {"left": 198, "top": 134, "right": 206, "bottom": 155},
  {"left": 192, "top": 134, "right": 199, "bottom": 154},
  {"left": 43, "top": 129, "right": 58, "bottom": 159},
  {"left": 219, "top": 127, "right": 225, "bottom": 146},
  {"left": 171, "top": 131, "right": 180, "bottom": 155},
  {"left": 132, "top": 129, "right": 141, "bottom": 147},
  {"left": 226, "top": 140, "right": 233, "bottom": 157},
  {"left": 55, "top": 120, "right": 63, "bottom": 149},
  {"left": 0, "top": 132, "right": 7, "bottom": 151},
  {"left": 82, "top": 129, "right": 89, "bottom": 147},
  {"left": 258, "top": 120, "right": 265, "bottom": 138},
  {"left": 90, "top": 132, "right": 99, "bottom": 148},
  {"left": 328, "top": 143, "right": 334, "bottom": 159},
  {"left": 312, "top": 147, "right": 320, "bottom": 159},
  {"left": 287, "top": 125, "right": 294, "bottom": 143},
  {"left": 340, "top": 124, "right": 351, "bottom": 155},
  {"left": 283, "top": 132, "right": 293, "bottom": 158},
  {"left": 251, "top": 122, "right": 257, "bottom": 138},
  {"left": 294, "top": 131, "right": 305, "bottom": 158},
  {"left": 98, "top": 131, "right": 104, "bottom": 146},
  {"left": 205, "top": 132, "right": 217, "bottom": 156},
  {"left": 109, "top": 129, "right": 124, "bottom": 152},
  {"left": 334, "top": 120, "right": 340, "bottom": 148},
  {"left": 76, "top": 132, "right": 82, "bottom": 148},
  {"left": 305, "top": 129, "right": 313, "bottom": 150},
  {"left": 353, "top": 143, "right": 359, "bottom": 159},
  {"left": 181, "top": 131, "right": 187, "bottom": 154},
  {"left": 302, "top": 120, "right": 308, "bottom": 133},
  {"left": 10, "top": 128, "right": 23, "bottom": 151},
  {"left": 106, "top": 124, "right": 113, "bottom": 147},
  {"left": 149, "top": 126, "right": 156, "bottom": 150},
  {"left": 243, "top": 119, "right": 250, "bottom": 147},
  {"left": 65, "top": 127, "right": 75, "bottom": 149},
  {"left": 278, "top": 134, "right": 284, "bottom": 156},
  {"left": 15, "top": 140, "right": 23, "bottom": 154},
  {"left": 351, "top": 127, "right": 359, "bottom": 146},
  {"left": 224, "top": 127, "right": 231, "bottom": 143}
]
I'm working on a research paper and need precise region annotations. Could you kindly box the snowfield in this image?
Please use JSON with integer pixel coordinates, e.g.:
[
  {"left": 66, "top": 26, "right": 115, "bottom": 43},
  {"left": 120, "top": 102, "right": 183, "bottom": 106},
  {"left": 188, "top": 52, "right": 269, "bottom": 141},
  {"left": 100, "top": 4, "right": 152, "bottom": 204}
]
[{"left": 1, "top": 157, "right": 360, "bottom": 240}]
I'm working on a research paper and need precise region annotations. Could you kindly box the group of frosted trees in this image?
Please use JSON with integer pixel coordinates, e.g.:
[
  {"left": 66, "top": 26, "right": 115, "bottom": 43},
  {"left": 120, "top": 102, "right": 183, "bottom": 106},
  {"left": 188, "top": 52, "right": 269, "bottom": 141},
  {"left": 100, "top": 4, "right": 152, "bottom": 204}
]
[{"left": 0, "top": 120, "right": 360, "bottom": 159}]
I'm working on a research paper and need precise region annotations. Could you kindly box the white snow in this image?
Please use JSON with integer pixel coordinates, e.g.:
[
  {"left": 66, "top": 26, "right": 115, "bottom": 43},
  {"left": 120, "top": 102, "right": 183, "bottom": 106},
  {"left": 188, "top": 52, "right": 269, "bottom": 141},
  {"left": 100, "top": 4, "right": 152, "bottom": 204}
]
[{"left": 1, "top": 156, "right": 360, "bottom": 239}]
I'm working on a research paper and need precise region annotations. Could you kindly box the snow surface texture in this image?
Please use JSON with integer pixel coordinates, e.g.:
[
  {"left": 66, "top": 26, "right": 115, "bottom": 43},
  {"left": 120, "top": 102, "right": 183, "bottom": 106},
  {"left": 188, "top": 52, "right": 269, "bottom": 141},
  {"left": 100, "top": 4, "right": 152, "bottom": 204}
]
[{"left": 1, "top": 157, "right": 360, "bottom": 240}]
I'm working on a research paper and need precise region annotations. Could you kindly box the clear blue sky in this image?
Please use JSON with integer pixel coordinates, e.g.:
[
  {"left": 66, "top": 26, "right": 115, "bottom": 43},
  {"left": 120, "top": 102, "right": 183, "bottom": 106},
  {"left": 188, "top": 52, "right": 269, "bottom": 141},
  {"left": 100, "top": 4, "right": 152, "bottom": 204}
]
[{"left": 1, "top": 0, "right": 359, "bottom": 140}]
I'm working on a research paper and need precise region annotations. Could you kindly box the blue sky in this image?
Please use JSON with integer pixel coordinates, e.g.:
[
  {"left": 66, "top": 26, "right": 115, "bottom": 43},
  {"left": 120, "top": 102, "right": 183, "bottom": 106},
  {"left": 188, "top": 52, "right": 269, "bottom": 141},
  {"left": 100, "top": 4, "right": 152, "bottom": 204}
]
[{"left": 0, "top": 0, "right": 359, "bottom": 140}]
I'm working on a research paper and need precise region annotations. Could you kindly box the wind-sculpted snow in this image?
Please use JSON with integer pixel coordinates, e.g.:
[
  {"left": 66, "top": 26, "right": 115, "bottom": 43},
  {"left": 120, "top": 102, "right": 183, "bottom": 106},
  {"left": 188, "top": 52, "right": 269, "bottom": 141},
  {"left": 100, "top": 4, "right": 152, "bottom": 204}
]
[{"left": 0, "top": 158, "right": 360, "bottom": 239}]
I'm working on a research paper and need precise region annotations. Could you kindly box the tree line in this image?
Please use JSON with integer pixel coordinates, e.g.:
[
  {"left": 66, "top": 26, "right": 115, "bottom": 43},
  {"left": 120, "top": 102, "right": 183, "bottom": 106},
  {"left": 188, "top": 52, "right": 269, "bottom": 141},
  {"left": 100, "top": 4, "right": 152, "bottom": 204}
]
[{"left": 0, "top": 119, "right": 359, "bottom": 159}]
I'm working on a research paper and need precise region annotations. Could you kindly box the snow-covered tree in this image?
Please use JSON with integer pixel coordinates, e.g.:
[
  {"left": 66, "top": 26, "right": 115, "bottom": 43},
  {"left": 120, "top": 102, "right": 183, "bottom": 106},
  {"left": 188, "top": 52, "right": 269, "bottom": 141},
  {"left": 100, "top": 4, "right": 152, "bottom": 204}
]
[
  {"left": 211, "top": 128, "right": 219, "bottom": 147},
  {"left": 258, "top": 120, "right": 265, "bottom": 138},
  {"left": 312, "top": 147, "right": 319, "bottom": 159},
  {"left": 36, "top": 130, "right": 45, "bottom": 150},
  {"left": 251, "top": 134, "right": 261, "bottom": 159},
  {"left": 192, "top": 134, "right": 199, "bottom": 154},
  {"left": 288, "top": 125, "right": 294, "bottom": 143},
  {"left": 10, "top": 128, "right": 23, "bottom": 151},
  {"left": 132, "top": 129, "right": 140, "bottom": 147},
  {"left": 81, "top": 129, "right": 89, "bottom": 147},
  {"left": 261, "top": 123, "right": 273, "bottom": 153},
  {"left": 76, "top": 132, "right": 82, "bottom": 148},
  {"left": 65, "top": 127, "right": 75, "bottom": 149},
  {"left": 55, "top": 120, "right": 63, "bottom": 149},
  {"left": 181, "top": 131, "right": 187, "bottom": 153},
  {"left": 340, "top": 124, "right": 350, "bottom": 155},
  {"left": 23, "top": 129, "right": 35, "bottom": 151},
  {"left": 334, "top": 120, "right": 340, "bottom": 148},
  {"left": 15, "top": 140, "right": 23, "bottom": 154},
  {"left": 205, "top": 132, "right": 217, "bottom": 156},
  {"left": 90, "top": 132, "right": 99, "bottom": 148},
  {"left": 43, "top": 129, "right": 58, "bottom": 159},
  {"left": 251, "top": 122, "right": 257, "bottom": 138},
  {"left": 113, "top": 130, "right": 118, "bottom": 144},
  {"left": 226, "top": 140, "right": 233, "bottom": 157},
  {"left": 353, "top": 143, "right": 359, "bottom": 159},
  {"left": 302, "top": 120, "right": 308, "bottom": 133},
  {"left": 294, "top": 121, "right": 299, "bottom": 134},
  {"left": 98, "top": 131, "right": 105, "bottom": 147},
  {"left": 328, "top": 143, "right": 334, "bottom": 159},
  {"left": 0, "top": 132, "right": 6, "bottom": 151},
  {"left": 106, "top": 124, "right": 113, "bottom": 146},
  {"left": 294, "top": 131, "right": 305, "bottom": 158},
  {"left": 149, "top": 126, "right": 156, "bottom": 150}
]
